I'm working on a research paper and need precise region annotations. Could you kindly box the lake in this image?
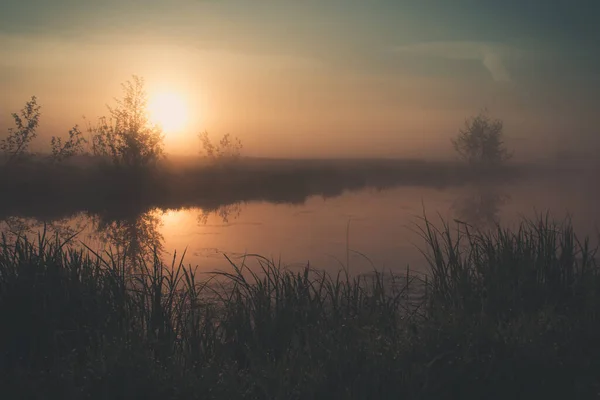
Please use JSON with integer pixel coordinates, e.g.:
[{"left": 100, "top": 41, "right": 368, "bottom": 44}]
[{"left": 1, "top": 168, "right": 597, "bottom": 277}]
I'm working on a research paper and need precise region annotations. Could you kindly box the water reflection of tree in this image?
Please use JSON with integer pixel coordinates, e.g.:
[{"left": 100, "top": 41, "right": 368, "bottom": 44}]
[
  {"left": 452, "top": 186, "right": 510, "bottom": 229},
  {"left": 0, "top": 214, "right": 88, "bottom": 243},
  {"left": 197, "top": 203, "right": 243, "bottom": 225},
  {"left": 92, "top": 209, "right": 164, "bottom": 268}
]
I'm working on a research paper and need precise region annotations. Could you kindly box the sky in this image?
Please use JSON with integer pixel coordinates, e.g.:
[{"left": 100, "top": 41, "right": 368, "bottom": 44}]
[{"left": 1, "top": 0, "right": 599, "bottom": 159}]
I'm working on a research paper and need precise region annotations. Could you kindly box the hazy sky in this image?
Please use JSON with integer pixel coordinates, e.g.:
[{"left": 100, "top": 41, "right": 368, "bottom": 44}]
[{"left": 1, "top": 0, "right": 599, "bottom": 158}]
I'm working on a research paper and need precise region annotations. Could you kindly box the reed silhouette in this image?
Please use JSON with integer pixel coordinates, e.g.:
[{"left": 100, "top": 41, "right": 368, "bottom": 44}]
[{"left": 1, "top": 214, "right": 599, "bottom": 398}]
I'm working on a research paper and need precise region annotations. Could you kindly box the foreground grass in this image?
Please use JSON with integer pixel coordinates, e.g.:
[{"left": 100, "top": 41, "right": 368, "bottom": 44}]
[{"left": 1, "top": 216, "right": 599, "bottom": 399}]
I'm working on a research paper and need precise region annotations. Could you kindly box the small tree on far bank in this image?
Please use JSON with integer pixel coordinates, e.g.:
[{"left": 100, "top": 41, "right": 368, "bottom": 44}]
[
  {"left": 1, "top": 97, "right": 87, "bottom": 166},
  {"left": 1, "top": 96, "right": 41, "bottom": 165},
  {"left": 50, "top": 125, "right": 87, "bottom": 163},
  {"left": 89, "top": 75, "right": 164, "bottom": 169},
  {"left": 452, "top": 110, "right": 512, "bottom": 167},
  {"left": 199, "top": 131, "right": 243, "bottom": 164}
]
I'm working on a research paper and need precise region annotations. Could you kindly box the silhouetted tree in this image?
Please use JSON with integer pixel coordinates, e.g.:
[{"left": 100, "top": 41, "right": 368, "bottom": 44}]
[
  {"left": 452, "top": 110, "right": 512, "bottom": 167},
  {"left": 90, "top": 76, "right": 164, "bottom": 169},
  {"left": 199, "top": 131, "right": 243, "bottom": 164},
  {"left": 50, "top": 125, "right": 87, "bottom": 163},
  {"left": 1, "top": 96, "right": 41, "bottom": 165}
]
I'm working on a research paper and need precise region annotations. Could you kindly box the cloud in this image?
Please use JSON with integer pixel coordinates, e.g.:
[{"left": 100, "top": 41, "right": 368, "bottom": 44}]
[
  {"left": 481, "top": 52, "right": 511, "bottom": 82},
  {"left": 391, "top": 41, "right": 516, "bottom": 82}
]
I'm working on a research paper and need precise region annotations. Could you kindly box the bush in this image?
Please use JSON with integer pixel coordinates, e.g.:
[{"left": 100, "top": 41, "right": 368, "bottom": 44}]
[
  {"left": 452, "top": 110, "right": 512, "bottom": 167},
  {"left": 0, "top": 96, "right": 41, "bottom": 165},
  {"left": 199, "top": 131, "right": 243, "bottom": 165},
  {"left": 89, "top": 76, "right": 165, "bottom": 170}
]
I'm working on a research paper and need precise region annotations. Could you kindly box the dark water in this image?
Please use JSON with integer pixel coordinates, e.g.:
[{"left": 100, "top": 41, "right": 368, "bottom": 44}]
[{"left": 1, "top": 173, "right": 598, "bottom": 276}]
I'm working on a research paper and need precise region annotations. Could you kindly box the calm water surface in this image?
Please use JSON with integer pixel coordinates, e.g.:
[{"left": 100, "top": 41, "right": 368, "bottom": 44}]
[{"left": 2, "top": 176, "right": 598, "bottom": 276}]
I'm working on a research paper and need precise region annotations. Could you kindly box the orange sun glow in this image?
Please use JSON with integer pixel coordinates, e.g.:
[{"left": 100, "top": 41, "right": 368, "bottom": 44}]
[{"left": 147, "top": 91, "right": 189, "bottom": 133}]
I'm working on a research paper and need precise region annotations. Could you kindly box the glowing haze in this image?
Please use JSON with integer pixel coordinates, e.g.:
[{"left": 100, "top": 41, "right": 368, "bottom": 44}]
[{"left": 1, "top": 0, "right": 599, "bottom": 159}]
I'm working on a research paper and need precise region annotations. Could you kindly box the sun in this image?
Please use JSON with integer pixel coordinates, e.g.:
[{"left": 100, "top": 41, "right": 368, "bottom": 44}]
[{"left": 147, "top": 92, "right": 189, "bottom": 133}]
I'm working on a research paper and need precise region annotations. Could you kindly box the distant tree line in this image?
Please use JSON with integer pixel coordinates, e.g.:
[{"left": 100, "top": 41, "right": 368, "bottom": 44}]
[
  {"left": 1, "top": 75, "right": 244, "bottom": 170},
  {"left": 1, "top": 75, "right": 511, "bottom": 170}
]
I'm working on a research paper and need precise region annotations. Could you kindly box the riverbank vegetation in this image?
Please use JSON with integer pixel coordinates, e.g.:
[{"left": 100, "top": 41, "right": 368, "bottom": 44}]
[{"left": 1, "top": 215, "right": 598, "bottom": 399}]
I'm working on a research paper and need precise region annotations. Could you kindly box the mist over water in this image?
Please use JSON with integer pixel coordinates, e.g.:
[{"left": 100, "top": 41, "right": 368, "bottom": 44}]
[{"left": 2, "top": 169, "right": 597, "bottom": 276}]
